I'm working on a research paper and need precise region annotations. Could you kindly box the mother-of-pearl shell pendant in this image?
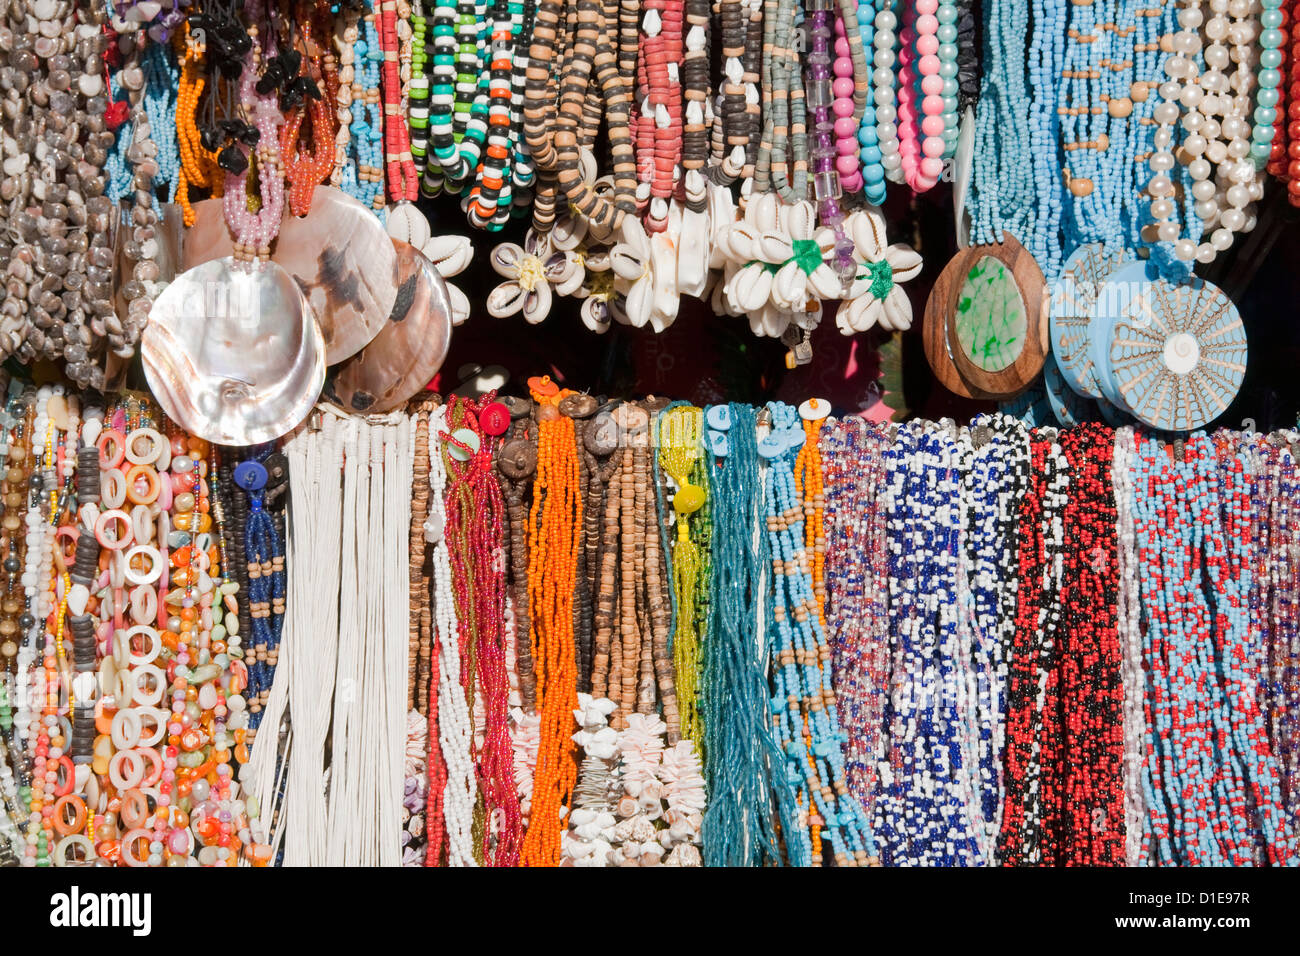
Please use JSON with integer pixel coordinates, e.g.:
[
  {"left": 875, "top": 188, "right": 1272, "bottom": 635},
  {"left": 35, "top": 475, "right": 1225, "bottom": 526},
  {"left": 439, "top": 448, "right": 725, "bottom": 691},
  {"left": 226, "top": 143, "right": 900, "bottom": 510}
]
[
  {"left": 326, "top": 239, "right": 453, "bottom": 414},
  {"left": 142, "top": 257, "right": 325, "bottom": 445}
]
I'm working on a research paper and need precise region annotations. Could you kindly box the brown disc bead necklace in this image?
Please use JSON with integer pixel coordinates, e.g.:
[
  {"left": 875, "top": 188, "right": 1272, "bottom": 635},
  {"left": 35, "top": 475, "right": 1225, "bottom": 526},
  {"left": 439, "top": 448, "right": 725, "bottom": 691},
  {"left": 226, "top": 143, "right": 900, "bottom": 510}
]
[
  {"left": 494, "top": 397, "right": 540, "bottom": 713},
  {"left": 588, "top": 401, "right": 680, "bottom": 740},
  {"left": 0, "top": 400, "right": 33, "bottom": 672},
  {"left": 523, "top": 0, "right": 638, "bottom": 234},
  {"left": 408, "top": 396, "right": 438, "bottom": 712},
  {"left": 640, "top": 395, "right": 678, "bottom": 741},
  {"left": 558, "top": 392, "right": 600, "bottom": 690},
  {"left": 578, "top": 403, "right": 621, "bottom": 692},
  {"left": 588, "top": 409, "right": 625, "bottom": 707}
]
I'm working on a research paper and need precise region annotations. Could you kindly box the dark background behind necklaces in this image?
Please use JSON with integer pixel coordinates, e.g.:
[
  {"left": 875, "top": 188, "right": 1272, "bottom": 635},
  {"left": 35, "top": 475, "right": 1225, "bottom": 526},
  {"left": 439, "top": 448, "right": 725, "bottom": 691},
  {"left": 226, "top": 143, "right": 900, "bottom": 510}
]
[{"left": 425, "top": 180, "right": 1300, "bottom": 432}]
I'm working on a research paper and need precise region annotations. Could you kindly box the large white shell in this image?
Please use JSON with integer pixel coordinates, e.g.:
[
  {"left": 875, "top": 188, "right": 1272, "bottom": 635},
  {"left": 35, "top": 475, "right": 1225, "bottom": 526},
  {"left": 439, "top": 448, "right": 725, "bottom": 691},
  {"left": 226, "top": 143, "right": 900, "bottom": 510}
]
[{"left": 142, "top": 257, "right": 325, "bottom": 446}]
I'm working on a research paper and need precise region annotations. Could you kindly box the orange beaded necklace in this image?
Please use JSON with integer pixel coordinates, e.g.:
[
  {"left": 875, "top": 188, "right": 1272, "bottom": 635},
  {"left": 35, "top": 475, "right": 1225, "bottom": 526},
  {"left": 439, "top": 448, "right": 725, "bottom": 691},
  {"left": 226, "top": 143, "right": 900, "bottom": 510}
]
[
  {"left": 176, "top": 26, "right": 224, "bottom": 227},
  {"left": 521, "top": 377, "right": 582, "bottom": 867}
]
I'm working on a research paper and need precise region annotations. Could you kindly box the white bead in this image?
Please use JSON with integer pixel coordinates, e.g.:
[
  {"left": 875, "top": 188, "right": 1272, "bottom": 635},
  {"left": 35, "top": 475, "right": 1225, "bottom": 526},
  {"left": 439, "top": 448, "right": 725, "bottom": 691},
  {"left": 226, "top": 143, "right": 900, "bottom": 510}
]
[
  {"left": 1219, "top": 207, "right": 1246, "bottom": 231},
  {"left": 1225, "top": 184, "right": 1250, "bottom": 208},
  {"left": 1153, "top": 102, "right": 1181, "bottom": 126},
  {"left": 1148, "top": 174, "right": 1174, "bottom": 197},
  {"left": 1191, "top": 178, "right": 1217, "bottom": 201},
  {"left": 1174, "top": 239, "right": 1198, "bottom": 261},
  {"left": 1204, "top": 43, "right": 1231, "bottom": 71},
  {"left": 1149, "top": 198, "right": 1176, "bottom": 220},
  {"left": 1195, "top": 242, "right": 1217, "bottom": 264},
  {"left": 1210, "top": 227, "right": 1235, "bottom": 251},
  {"left": 1187, "top": 158, "right": 1212, "bottom": 181}
]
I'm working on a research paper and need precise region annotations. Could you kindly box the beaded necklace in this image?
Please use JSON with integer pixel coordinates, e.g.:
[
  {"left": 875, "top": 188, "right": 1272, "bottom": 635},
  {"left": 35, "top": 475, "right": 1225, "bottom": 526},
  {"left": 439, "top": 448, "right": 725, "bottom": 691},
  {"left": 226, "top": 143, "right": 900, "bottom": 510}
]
[
  {"left": 700, "top": 403, "right": 799, "bottom": 866},
  {"left": 1027, "top": 0, "right": 1067, "bottom": 277},
  {"left": 766, "top": 401, "right": 875, "bottom": 866},
  {"left": 854, "top": 0, "right": 885, "bottom": 200},
  {"left": 1110, "top": 427, "right": 1147, "bottom": 864},
  {"left": 239, "top": 450, "right": 287, "bottom": 733},
  {"left": 427, "top": 404, "right": 479, "bottom": 866},
  {"left": 1053, "top": 424, "right": 1125, "bottom": 865},
  {"left": 520, "top": 386, "right": 581, "bottom": 866},
  {"left": 496, "top": 411, "right": 539, "bottom": 712},
  {"left": 996, "top": 429, "right": 1068, "bottom": 865},
  {"left": 872, "top": 1, "right": 905, "bottom": 185},
  {"left": 966, "top": 0, "right": 1033, "bottom": 247},
  {"left": 819, "top": 416, "right": 889, "bottom": 821},
  {"left": 658, "top": 405, "right": 707, "bottom": 747},
  {"left": 895, "top": 0, "right": 949, "bottom": 192},
  {"left": 1133, "top": 434, "right": 1296, "bottom": 865},
  {"left": 443, "top": 394, "right": 520, "bottom": 865},
  {"left": 1146, "top": 0, "right": 1261, "bottom": 268},
  {"left": 378, "top": 0, "right": 420, "bottom": 201},
  {"left": 872, "top": 422, "right": 983, "bottom": 866},
  {"left": 962, "top": 413, "right": 1028, "bottom": 859}
]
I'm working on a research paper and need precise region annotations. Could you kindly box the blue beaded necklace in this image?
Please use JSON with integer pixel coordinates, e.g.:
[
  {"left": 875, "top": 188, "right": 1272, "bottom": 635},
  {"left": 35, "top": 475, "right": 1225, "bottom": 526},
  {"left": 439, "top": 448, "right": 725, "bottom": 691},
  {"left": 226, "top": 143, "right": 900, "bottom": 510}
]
[
  {"left": 962, "top": 412, "right": 1029, "bottom": 856},
  {"left": 700, "top": 403, "right": 799, "bottom": 867},
  {"left": 872, "top": 423, "right": 982, "bottom": 866},
  {"left": 235, "top": 452, "right": 287, "bottom": 733},
  {"left": 342, "top": 7, "right": 387, "bottom": 215},
  {"left": 1132, "top": 435, "right": 1298, "bottom": 866},
  {"left": 855, "top": 0, "right": 886, "bottom": 204},
  {"left": 966, "top": 0, "right": 1033, "bottom": 247},
  {"left": 761, "top": 403, "right": 876, "bottom": 866},
  {"left": 1027, "top": 0, "right": 1067, "bottom": 277}
]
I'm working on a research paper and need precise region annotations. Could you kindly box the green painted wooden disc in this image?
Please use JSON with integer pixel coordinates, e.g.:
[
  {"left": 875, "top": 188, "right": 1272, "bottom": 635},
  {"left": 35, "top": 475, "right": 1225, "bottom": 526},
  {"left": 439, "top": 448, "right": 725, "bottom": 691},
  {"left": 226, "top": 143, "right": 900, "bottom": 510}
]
[{"left": 953, "top": 256, "right": 1028, "bottom": 373}]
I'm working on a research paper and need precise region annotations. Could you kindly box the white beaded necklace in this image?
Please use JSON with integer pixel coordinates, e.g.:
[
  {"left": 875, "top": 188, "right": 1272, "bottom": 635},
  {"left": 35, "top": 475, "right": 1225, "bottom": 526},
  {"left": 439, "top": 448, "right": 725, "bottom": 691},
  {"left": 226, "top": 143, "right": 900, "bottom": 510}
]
[
  {"left": 1147, "top": 0, "right": 1265, "bottom": 264},
  {"left": 428, "top": 405, "right": 478, "bottom": 866},
  {"left": 1111, "top": 426, "right": 1147, "bottom": 866}
]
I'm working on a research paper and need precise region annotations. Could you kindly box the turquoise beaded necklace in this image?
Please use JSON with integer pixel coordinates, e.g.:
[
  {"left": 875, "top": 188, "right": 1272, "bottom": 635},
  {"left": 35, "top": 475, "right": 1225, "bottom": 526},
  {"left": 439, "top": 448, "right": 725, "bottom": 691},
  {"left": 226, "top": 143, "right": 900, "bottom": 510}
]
[
  {"left": 966, "top": 0, "right": 1033, "bottom": 248},
  {"left": 1027, "top": 0, "right": 1067, "bottom": 277},
  {"left": 700, "top": 404, "right": 800, "bottom": 867},
  {"left": 761, "top": 403, "right": 876, "bottom": 866}
]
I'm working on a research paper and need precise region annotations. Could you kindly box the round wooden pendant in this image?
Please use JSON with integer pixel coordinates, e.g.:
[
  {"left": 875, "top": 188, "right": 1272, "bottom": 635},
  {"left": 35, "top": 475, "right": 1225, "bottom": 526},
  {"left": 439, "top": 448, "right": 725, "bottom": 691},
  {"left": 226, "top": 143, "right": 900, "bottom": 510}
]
[
  {"left": 1095, "top": 263, "right": 1247, "bottom": 432},
  {"left": 182, "top": 187, "right": 400, "bottom": 365},
  {"left": 1049, "top": 243, "right": 1127, "bottom": 399},
  {"left": 924, "top": 233, "right": 1048, "bottom": 399},
  {"left": 326, "top": 239, "right": 454, "bottom": 414}
]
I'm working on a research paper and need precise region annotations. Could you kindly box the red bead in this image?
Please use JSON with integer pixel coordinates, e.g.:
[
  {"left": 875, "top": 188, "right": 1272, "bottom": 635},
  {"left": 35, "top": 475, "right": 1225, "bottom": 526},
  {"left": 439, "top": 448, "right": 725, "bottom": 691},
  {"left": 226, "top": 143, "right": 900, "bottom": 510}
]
[{"left": 479, "top": 402, "right": 510, "bottom": 437}]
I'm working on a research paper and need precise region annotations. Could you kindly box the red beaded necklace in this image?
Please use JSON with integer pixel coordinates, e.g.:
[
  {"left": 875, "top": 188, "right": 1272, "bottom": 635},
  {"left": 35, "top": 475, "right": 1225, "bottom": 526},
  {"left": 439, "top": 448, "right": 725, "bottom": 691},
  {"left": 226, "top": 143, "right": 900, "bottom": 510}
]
[
  {"left": 1050, "top": 424, "right": 1125, "bottom": 866},
  {"left": 636, "top": 0, "right": 684, "bottom": 231},
  {"left": 444, "top": 394, "right": 521, "bottom": 866},
  {"left": 997, "top": 435, "right": 1067, "bottom": 865},
  {"left": 379, "top": 0, "right": 419, "bottom": 202}
]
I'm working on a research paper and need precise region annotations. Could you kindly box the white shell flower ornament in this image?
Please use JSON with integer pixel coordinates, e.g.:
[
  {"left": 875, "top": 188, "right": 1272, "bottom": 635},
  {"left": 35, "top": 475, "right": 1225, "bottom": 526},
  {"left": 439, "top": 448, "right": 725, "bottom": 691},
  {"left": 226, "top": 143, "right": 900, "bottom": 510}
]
[
  {"left": 423, "top": 234, "right": 474, "bottom": 326},
  {"left": 609, "top": 217, "right": 681, "bottom": 333},
  {"left": 836, "top": 208, "right": 924, "bottom": 334},
  {"left": 487, "top": 229, "right": 583, "bottom": 324}
]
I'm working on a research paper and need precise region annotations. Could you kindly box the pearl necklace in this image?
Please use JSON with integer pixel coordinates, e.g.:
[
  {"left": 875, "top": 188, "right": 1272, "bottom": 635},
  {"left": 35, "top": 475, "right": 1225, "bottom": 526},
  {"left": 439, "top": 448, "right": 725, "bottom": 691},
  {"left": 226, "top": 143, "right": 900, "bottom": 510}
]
[{"left": 1147, "top": 0, "right": 1267, "bottom": 266}]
